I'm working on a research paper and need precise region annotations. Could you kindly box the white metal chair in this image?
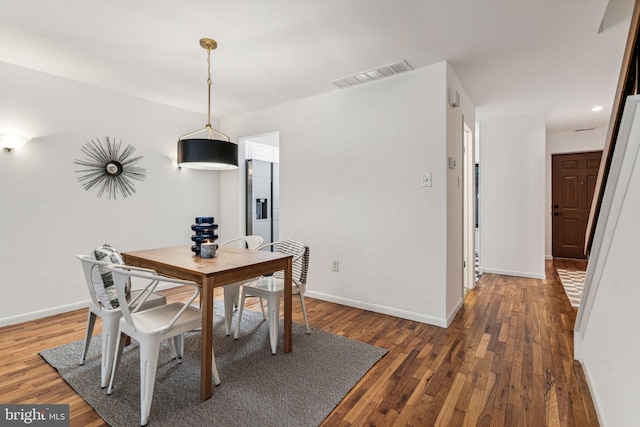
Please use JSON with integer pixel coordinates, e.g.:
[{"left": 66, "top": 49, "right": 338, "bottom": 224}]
[
  {"left": 76, "top": 254, "right": 167, "bottom": 388},
  {"left": 106, "top": 264, "right": 221, "bottom": 427},
  {"left": 218, "top": 235, "right": 264, "bottom": 335},
  {"left": 234, "top": 239, "right": 310, "bottom": 354}
]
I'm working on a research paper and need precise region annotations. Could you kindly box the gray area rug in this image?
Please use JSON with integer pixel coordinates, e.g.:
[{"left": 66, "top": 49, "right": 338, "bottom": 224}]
[{"left": 40, "top": 300, "right": 387, "bottom": 426}]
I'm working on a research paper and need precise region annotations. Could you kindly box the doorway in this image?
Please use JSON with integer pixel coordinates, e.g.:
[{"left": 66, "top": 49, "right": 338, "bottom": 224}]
[
  {"left": 463, "top": 123, "right": 476, "bottom": 291},
  {"left": 551, "top": 151, "right": 602, "bottom": 259},
  {"left": 241, "top": 132, "right": 280, "bottom": 244}
]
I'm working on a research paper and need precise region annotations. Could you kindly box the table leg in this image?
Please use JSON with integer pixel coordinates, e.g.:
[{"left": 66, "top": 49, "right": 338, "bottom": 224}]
[
  {"left": 200, "top": 282, "right": 214, "bottom": 400},
  {"left": 284, "top": 256, "right": 293, "bottom": 353}
]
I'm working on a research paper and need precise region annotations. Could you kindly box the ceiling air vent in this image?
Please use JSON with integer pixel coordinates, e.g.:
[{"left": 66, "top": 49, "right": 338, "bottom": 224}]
[{"left": 331, "top": 60, "right": 413, "bottom": 89}]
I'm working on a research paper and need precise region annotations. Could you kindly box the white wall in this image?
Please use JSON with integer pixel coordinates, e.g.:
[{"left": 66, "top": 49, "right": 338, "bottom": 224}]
[
  {"left": 479, "top": 114, "right": 546, "bottom": 279},
  {"left": 573, "top": 97, "right": 640, "bottom": 426},
  {"left": 0, "top": 62, "right": 219, "bottom": 326},
  {"left": 579, "top": 157, "right": 640, "bottom": 426},
  {"left": 544, "top": 128, "right": 606, "bottom": 258},
  {"left": 221, "top": 62, "right": 474, "bottom": 326}
]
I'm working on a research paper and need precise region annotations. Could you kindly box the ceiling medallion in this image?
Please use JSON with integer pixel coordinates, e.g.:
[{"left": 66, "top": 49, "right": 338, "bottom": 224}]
[{"left": 74, "top": 137, "right": 146, "bottom": 199}]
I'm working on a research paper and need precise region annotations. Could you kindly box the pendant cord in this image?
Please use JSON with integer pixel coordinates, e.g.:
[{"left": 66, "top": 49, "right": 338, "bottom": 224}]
[
  {"left": 178, "top": 38, "right": 231, "bottom": 142},
  {"left": 206, "top": 46, "right": 213, "bottom": 136}
]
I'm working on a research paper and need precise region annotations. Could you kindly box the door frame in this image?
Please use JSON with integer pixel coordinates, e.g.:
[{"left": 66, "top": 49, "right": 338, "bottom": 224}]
[{"left": 463, "top": 121, "right": 476, "bottom": 291}]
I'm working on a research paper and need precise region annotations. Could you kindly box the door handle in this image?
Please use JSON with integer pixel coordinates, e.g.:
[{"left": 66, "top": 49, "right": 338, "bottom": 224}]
[{"left": 554, "top": 212, "right": 560, "bottom": 216}]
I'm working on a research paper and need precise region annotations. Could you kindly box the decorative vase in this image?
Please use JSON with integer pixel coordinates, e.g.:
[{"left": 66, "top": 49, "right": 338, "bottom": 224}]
[{"left": 191, "top": 217, "right": 219, "bottom": 256}]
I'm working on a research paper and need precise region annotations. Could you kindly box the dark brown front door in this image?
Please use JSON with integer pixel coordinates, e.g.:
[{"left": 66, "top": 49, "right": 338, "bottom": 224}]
[{"left": 552, "top": 151, "right": 602, "bottom": 259}]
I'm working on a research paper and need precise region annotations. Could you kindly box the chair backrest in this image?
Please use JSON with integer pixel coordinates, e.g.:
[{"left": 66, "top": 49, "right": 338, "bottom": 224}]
[
  {"left": 109, "top": 265, "right": 152, "bottom": 329},
  {"left": 220, "top": 235, "right": 264, "bottom": 250},
  {"left": 108, "top": 265, "right": 200, "bottom": 333},
  {"left": 270, "top": 240, "right": 310, "bottom": 286},
  {"left": 76, "top": 251, "right": 128, "bottom": 310},
  {"left": 77, "top": 255, "right": 108, "bottom": 309}
]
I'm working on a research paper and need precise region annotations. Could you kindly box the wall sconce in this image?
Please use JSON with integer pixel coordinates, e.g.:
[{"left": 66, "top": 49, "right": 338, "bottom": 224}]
[{"left": 1, "top": 135, "right": 30, "bottom": 152}]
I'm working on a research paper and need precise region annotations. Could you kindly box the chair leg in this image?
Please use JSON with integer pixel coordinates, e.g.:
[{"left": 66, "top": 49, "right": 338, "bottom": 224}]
[
  {"left": 298, "top": 294, "right": 311, "bottom": 334},
  {"left": 234, "top": 290, "right": 247, "bottom": 340},
  {"left": 233, "top": 285, "right": 240, "bottom": 311},
  {"left": 171, "top": 334, "right": 184, "bottom": 362},
  {"left": 100, "top": 314, "right": 121, "bottom": 388},
  {"left": 107, "top": 332, "right": 127, "bottom": 396},
  {"left": 211, "top": 343, "right": 221, "bottom": 386},
  {"left": 223, "top": 285, "right": 237, "bottom": 336},
  {"left": 139, "top": 338, "right": 162, "bottom": 427},
  {"left": 267, "top": 294, "right": 280, "bottom": 355},
  {"left": 259, "top": 297, "right": 267, "bottom": 320},
  {"left": 168, "top": 339, "right": 178, "bottom": 361},
  {"left": 80, "top": 310, "right": 96, "bottom": 365}
]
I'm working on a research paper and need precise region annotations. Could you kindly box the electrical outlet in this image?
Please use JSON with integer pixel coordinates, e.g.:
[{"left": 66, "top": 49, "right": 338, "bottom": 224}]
[{"left": 332, "top": 260, "right": 339, "bottom": 272}]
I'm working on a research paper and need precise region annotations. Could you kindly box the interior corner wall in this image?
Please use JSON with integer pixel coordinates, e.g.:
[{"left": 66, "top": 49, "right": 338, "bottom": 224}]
[
  {"left": 544, "top": 128, "right": 606, "bottom": 258},
  {"left": 479, "top": 114, "right": 546, "bottom": 279},
  {"left": 221, "top": 63, "right": 453, "bottom": 326},
  {"left": 0, "top": 62, "right": 218, "bottom": 326},
  {"left": 445, "top": 64, "right": 475, "bottom": 322}
]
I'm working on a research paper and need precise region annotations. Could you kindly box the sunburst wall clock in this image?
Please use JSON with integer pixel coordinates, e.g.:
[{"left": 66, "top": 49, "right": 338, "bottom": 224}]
[{"left": 74, "top": 137, "right": 146, "bottom": 199}]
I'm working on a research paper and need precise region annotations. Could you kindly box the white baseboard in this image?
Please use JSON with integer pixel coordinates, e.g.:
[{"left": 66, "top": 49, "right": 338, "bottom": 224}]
[
  {"left": 305, "top": 291, "right": 448, "bottom": 328},
  {"left": 545, "top": 254, "right": 554, "bottom": 260},
  {"left": 482, "top": 268, "right": 546, "bottom": 280},
  {"left": 0, "top": 300, "right": 89, "bottom": 328},
  {"left": 446, "top": 298, "right": 464, "bottom": 327},
  {"left": 577, "top": 354, "right": 604, "bottom": 426},
  {"left": 0, "top": 282, "right": 182, "bottom": 328}
]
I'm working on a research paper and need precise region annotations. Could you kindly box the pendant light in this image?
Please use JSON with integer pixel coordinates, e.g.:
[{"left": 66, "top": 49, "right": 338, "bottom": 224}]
[{"left": 177, "top": 38, "right": 238, "bottom": 170}]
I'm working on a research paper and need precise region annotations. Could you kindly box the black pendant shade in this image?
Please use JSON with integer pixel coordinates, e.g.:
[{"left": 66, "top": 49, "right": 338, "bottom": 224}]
[{"left": 177, "top": 138, "right": 239, "bottom": 170}]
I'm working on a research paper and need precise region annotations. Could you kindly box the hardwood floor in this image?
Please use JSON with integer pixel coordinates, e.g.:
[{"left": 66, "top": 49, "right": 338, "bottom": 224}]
[{"left": 0, "top": 259, "right": 597, "bottom": 426}]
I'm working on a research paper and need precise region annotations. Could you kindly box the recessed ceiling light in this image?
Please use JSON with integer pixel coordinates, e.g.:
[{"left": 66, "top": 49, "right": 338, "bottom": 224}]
[{"left": 592, "top": 106, "right": 603, "bottom": 112}]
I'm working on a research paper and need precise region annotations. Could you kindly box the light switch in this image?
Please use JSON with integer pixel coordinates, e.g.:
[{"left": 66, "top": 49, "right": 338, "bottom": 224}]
[{"left": 421, "top": 173, "right": 432, "bottom": 187}]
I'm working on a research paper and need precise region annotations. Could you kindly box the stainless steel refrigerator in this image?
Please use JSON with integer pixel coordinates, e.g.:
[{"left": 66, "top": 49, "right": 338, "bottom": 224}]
[{"left": 246, "top": 159, "right": 279, "bottom": 246}]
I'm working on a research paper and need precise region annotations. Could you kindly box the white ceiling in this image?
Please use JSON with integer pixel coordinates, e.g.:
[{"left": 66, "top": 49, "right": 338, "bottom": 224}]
[{"left": 0, "top": 0, "right": 635, "bottom": 133}]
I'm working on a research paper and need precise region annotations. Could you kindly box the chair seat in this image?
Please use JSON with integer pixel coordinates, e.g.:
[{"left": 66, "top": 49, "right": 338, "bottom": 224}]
[
  {"left": 127, "top": 303, "right": 202, "bottom": 335},
  {"left": 244, "top": 276, "right": 302, "bottom": 296}
]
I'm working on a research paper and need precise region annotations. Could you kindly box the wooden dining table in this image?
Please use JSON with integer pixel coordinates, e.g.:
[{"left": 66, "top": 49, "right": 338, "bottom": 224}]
[{"left": 121, "top": 245, "right": 293, "bottom": 401}]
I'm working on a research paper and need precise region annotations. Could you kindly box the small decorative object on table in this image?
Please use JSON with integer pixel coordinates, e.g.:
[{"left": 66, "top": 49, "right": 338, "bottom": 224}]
[
  {"left": 200, "top": 241, "right": 218, "bottom": 258},
  {"left": 191, "top": 217, "right": 219, "bottom": 256}
]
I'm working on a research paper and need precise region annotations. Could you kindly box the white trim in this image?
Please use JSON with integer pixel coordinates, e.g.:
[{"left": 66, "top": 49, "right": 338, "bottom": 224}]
[
  {"left": 446, "top": 298, "right": 464, "bottom": 327},
  {"left": 0, "top": 282, "right": 182, "bottom": 328},
  {"left": 482, "top": 268, "right": 546, "bottom": 280},
  {"left": 305, "top": 291, "right": 448, "bottom": 328},
  {"left": 574, "top": 96, "right": 640, "bottom": 345},
  {"left": 0, "top": 300, "right": 89, "bottom": 327},
  {"left": 578, "top": 351, "right": 605, "bottom": 426},
  {"left": 545, "top": 254, "right": 554, "bottom": 260}
]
